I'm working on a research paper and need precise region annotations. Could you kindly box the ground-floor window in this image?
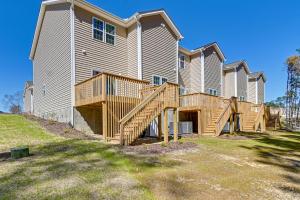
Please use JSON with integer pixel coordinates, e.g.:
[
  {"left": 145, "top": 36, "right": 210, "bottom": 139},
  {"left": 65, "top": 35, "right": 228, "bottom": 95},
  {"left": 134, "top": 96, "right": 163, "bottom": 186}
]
[
  {"left": 152, "top": 75, "right": 168, "bottom": 86},
  {"left": 208, "top": 88, "right": 217, "bottom": 96},
  {"left": 239, "top": 96, "right": 245, "bottom": 101}
]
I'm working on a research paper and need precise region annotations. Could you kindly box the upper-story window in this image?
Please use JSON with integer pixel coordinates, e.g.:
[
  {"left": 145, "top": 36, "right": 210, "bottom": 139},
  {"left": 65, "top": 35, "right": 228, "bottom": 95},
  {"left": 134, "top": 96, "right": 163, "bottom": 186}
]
[
  {"left": 93, "top": 17, "right": 116, "bottom": 45},
  {"left": 152, "top": 75, "right": 168, "bottom": 86},
  {"left": 208, "top": 88, "right": 217, "bottom": 96},
  {"left": 179, "top": 55, "right": 185, "bottom": 69}
]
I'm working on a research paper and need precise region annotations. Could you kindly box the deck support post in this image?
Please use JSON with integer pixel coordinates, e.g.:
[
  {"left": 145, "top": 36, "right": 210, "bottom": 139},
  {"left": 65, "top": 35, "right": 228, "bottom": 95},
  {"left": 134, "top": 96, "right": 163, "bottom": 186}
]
[
  {"left": 102, "top": 102, "right": 108, "bottom": 140},
  {"left": 197, "top": 110, "right": 202, "bottom": 135},
  {"left": 234, "top": 114, "right": 238, "bottom": 132},
  {"left": 164, "top": 109, "right": 169, "bottom": 144},
  {"left": 229, "top": 114, "right": 234, "bottom": 133},
  {"left": 158, "top": 114, "right": 162, "bottom": 140},
  {"left": 173, "top": 108, "right": 178, "bottom": 142}
]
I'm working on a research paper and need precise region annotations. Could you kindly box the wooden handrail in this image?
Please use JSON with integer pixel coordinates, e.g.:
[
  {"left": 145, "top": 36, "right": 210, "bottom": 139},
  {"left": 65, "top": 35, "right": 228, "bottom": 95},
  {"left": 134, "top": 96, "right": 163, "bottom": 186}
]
[
  {"left": 214, "top": 97, "right": 235, "bottom": 135},
  {"left": 119, "top": 83, "right": 168, "bottom": 124},
  {"left": 254, "top": 104, "right": 264, "bottom": 130},
  {"left": 75, "top": 71, "right": 150, "bottom": 86}
]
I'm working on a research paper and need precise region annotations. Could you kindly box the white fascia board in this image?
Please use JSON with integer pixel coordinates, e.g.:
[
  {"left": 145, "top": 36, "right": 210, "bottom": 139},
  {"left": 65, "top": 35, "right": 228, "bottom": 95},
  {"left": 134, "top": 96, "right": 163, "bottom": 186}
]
[{"left": 138, "top": 11, "right": 183, "bottom": 40}]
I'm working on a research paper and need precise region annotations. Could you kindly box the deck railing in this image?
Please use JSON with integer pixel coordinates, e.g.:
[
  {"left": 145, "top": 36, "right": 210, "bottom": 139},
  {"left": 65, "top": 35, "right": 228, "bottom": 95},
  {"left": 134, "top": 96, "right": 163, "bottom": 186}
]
[{"left": 75, "top": 72, "right": 150, "bottom": 107}]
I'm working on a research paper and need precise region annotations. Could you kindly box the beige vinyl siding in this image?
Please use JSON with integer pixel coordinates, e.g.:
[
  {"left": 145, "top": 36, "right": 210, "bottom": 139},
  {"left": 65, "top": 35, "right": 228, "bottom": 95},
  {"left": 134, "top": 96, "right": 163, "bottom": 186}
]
[
  {"left": 74, "top": 6, "right": 128, "bottom": 83},
  {"left": 127, "top": 23, "right": 138, "bottom": 79},
  {"left": 204, "top": 46, "right": 222, "bottom": 96},
  {"left": 190, "top": 54, "right": 202, "bottom": 93},
  {"left": 237, "top": 65, "right": 248, "bottom": 100},
  {"left": 224, "top": 70, "right": 235, "bottom": 98},
  {"left": 248, "top": 80, "right": 256, "bottom": 103},
  {"left": 140, "top": 15, "right": 177, "bottom": 83},
  {"left": 23, "top": 88, "right": 33, "bottom": 114},
  {"left": 178, "top": 52, "right": 191, "bottom": 92},
  {"left": 33, "top": 3, "right": 72, "bottom": 123},
  {"left": 257, "top": 77, "right": 265, "bottom": 103}
]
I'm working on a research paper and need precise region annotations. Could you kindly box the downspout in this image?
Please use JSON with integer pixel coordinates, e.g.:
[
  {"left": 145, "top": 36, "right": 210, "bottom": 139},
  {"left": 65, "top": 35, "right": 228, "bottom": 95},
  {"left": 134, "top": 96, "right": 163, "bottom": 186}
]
[
  {"left": 135, "top": 15, "right": 142, "bottom": 80},
  {"left": 234, "top": 68, "right": 238, "bottom": 97},
  {"left": 70, "top": 0, "right": 75, "bottom": 126},
  {"left": 220, "top": 61, "right": 224, "bottom": 96},
  {"left": 200, "top": 50, "right": 205, "bottom": 93},
  {"left": 176, "top": 40, "right": 179, "bottom": 84}
]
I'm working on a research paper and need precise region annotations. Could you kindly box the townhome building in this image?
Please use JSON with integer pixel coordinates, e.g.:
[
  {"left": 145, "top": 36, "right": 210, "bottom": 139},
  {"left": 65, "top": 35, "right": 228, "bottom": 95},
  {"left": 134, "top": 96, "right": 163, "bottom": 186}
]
[
  {"left": 26, "top": 0, "right": 267, "bottom": 145},
  {"left": 248, "top": 72, "right": 266, "bottom": 104},
  {"left": 223, "top": 61, "right": 250, "bottom": 101},
  {"left": 178, "top": 42, "right": 226, "bottom": 96}
]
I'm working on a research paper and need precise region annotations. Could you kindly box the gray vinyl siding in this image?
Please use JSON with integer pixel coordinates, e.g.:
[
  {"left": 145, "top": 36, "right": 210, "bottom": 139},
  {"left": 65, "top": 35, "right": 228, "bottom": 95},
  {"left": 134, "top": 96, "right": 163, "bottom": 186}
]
[
  {"left": 33, "top": 3, "right": 72, "bottom": 123},
  {"left": 190, "top": 54, "right": 202, "bottom": 93},
  {"left": 204, "top": 46, "right": 222, "bottom": 96},
  {"left": 248, "top": 80, "right": 256, "bottom": 103},
  {"left": 237, "top": 65, "right": 248, "bottom": 100},
  {"left": 74, "top": 6, "right": 128, "bottom": 83},
  {"left": 127, "top": 23, "right": 138, "bottom": 79},
  {"left": 224, "top": 70, "right": 235, "bottom": 98},
  {"left": 178, "top": 52, "right": 191, "bottom": 92},
  {"left": 140, "top": 15, "right": 177, "bottom": 84},
  {"left": 23, "top": 88, "right": 32, "bottom": 113},
  {"left": 257, "top": 77, "right": 264, "bottom": 103}
]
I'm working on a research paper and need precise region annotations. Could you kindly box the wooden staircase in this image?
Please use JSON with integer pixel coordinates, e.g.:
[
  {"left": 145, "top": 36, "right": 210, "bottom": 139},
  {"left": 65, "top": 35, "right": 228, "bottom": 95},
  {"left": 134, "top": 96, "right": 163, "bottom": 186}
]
[
  {"left": 203, "top": 108, "right": 225, "bottom": 135},
  {"left": 119, "top": 83, "right": 178, "bottom": 145},
  {"left": 203, "top": 98, "right": 236, "bottom": 136},
  {"left": 241, "top": 104, "right": 265, "bottom": 132}
]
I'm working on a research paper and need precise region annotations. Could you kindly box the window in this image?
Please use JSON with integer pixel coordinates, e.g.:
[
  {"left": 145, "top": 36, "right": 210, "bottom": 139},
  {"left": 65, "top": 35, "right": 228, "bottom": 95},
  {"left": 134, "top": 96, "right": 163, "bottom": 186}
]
[
  {"left": 208, "top": 88, "right": 217, "bottom": 96},
  {"left": 93, "top": 17, "right": 116, "bottom": 45},
  {"left": 105, "top": 23, "right": 116, "bottom": 45},
  {"left": 152, "top": 75, "right": 168, "bottom": 86},
  {"left": 93, "top": 18, "right": 104, "bottom": 41},
  {"left": 179, "top": 54, "right": 185, "bottom": 69},
  {"left": 239, "top": 96, "right": 245, "bottom": 101},
  {"left": 179, "top": 86, "right": 187, "bottom": 95},
  {"left": 92, "top": 69, "right": 101, "bottom": 76}
]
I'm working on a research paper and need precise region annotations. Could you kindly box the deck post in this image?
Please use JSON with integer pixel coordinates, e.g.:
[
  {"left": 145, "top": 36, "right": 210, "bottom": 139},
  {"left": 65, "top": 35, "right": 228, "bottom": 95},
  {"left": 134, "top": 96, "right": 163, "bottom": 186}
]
[
  {"left": 173, "top": 108, "right": 178, "bottom": 142},
  {"left": 229, "top": 114, "right": 234, "bottom": 133},
  {"left": 234, "top": 114, "right": 238, "bottom": 132},
  {"left": 158, "top": 114, "right": 162, "bottom": 140},
  {"left": 102, "top": 102, "right": 108, "bottom": 140},
  {"left": 102, "top": 74, "right": 107, "bottom": 101},
  {"left": 164, "top": 109, "right": 169, "bottom": 144},
  {"left": 197, "top": 110, "right": 202, "bottom": 135}
]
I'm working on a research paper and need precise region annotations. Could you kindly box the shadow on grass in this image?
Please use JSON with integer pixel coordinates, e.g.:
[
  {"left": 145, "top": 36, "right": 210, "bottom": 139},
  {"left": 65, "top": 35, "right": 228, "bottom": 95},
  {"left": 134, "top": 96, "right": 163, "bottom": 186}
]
[
  {"left": 239, "top": 131, "right": 300, "bottom": 195},
  {"left": 0, "top": 139, "right": 183, "bottom": 199}
]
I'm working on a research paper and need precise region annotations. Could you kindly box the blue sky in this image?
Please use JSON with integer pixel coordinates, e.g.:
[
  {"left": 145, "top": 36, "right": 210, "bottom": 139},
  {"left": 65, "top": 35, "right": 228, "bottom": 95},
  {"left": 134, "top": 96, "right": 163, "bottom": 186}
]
[{"left": 1, "top": 0, "right": 300, "bottom": 111}]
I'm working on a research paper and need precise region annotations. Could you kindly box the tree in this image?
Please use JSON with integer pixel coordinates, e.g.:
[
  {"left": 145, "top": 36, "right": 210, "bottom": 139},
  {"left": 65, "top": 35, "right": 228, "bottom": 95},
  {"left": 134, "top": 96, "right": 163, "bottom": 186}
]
[{"left": 2, "top": 91, "right": 23, "bottom": 114}]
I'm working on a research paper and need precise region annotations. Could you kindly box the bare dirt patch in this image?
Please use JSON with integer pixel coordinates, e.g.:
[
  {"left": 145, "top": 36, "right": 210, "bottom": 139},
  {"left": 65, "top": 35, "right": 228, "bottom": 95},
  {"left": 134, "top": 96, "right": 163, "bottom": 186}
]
[
  {"left": 122, "top": 141, "right": 198, "bottom": 155},
  {"left": 23, "top": 115, "right": 100, "bottom": 140}
]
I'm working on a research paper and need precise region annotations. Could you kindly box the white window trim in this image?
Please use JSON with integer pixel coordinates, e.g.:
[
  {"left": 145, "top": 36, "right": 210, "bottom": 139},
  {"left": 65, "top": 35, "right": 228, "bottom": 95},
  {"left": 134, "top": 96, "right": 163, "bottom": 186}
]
[
  {"left": 92, "top": 17, "right": 116, "bottom": 45},
  {"left": 152, "top": 75, "right": 168, "bottom": 86}
]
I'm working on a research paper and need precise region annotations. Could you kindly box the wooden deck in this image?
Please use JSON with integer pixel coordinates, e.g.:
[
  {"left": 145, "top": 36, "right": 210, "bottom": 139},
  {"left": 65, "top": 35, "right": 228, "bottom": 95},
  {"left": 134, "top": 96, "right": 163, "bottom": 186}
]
[{"left": 75, "top": 72, "right": 266, "bottom": 145}]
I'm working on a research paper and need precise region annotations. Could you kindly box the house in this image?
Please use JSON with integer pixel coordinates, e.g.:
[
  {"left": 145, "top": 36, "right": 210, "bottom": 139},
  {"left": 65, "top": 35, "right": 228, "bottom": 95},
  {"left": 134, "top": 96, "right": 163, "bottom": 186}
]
[
  {"left": 248, "top": 72, "right": 266, "bottom": 104},
  {"left": 23, "top": 81, "right": 33, "bottom": 114},
  {"left": 178, "top": 42, "right": 226, "bottom": 96},
  {"left": 28, "top": 0, "right": 267, "bottom": 145},
  {"left": 223, "top": 61, "right": 250, "bottom": 101}
]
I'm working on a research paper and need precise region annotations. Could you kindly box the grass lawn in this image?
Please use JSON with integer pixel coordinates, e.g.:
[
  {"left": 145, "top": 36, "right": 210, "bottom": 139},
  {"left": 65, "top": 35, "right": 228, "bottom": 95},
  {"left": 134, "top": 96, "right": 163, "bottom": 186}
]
[{"left": 0, "top": 114, "right": 299, "bottom": 199}]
